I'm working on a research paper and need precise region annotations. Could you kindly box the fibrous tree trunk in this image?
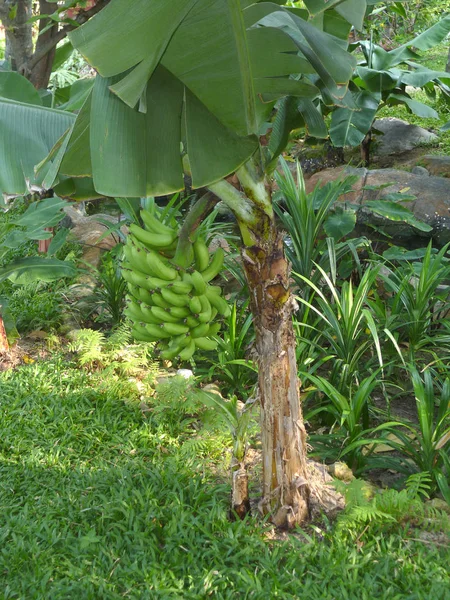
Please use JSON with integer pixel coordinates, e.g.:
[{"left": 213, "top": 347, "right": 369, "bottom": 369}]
[
  {"left": 209, "top": 160, "right": 310, "bottom": 529},
  {"left": 242, "top": 230, "right": 310, "bottom": 528}
]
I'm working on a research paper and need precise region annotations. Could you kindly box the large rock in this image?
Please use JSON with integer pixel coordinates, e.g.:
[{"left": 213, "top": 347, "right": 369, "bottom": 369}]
[
  {"left": 421, "top": 155, "right": 450, "bottom": 178},
  {"left": 63, "top": 205, "right": 125, "bottom": 267},
  {"left": 305, "top": 166, "right": 450, "bottom": 246},
  {"left": 373, "top": 118, "right": 438, "bottom": 156}
]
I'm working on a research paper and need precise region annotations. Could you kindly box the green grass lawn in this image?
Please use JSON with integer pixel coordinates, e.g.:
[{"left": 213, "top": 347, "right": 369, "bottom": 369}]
[{"left": 0, "top": 356, "right": 449, "bottom": 599}]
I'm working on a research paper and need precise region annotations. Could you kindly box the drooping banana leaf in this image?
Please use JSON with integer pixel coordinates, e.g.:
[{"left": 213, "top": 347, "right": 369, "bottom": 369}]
[
  {"left": 0, "top": 97, "right": 75, "bottom": 196},
  {"left": 64, "top": 0, "right": 360, "bottom": 196}
]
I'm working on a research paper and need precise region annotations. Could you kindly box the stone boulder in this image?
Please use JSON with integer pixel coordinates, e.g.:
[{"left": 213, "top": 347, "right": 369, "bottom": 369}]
[
  {"left": 373, "top": 118, "right": 438, "bottom": 156},
  {"left": 63, "top": 205, "right": 125, "bottom": 267},
  {"left": 421, "top": 155, "right": 450, "bottom": 178},
  {"left": 305, "top": 166, "right": 450, "bottom": 246}
]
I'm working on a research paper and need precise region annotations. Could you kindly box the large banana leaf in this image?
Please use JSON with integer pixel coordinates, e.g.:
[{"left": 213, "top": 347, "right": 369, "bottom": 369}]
[
  {"left": 0, "top": 257, "right": 76, "bottom": 285},
  {"left": 63, "top": 0, "right": 360, "bottom": 196},
  {"left": 330, "top": 90, "right": 379, "bottom": 147},
  {"left": 0, "top": 98, "right": 75, "bottom": 196}
]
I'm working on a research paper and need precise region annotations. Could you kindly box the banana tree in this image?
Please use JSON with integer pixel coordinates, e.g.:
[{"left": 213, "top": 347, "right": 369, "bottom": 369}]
[{"left": 1, "top": 0, "right": 367, "bottom": 527}]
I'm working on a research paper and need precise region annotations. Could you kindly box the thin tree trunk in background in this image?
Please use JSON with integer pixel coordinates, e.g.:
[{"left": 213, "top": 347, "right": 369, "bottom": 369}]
[
  {"left": 0, "top": 0, "right": 33, "bottom": 71},
  {"left": 231, "top": 460, "right": 250, "bottom": 519},
  {"left": 446, "top": 46, "right": 450, "bottom": 73},
  {"left": 28, "top": 1, "right": 59, "bottom": 89},
  {"left": 361, "top": 130, "right": 372, "bottom": 167},
  {"left": 0, "top": 316, "right": 9, "bottom": 353},
  {"left": 242, "top": 231, "right": 310, "bottom": 528}
]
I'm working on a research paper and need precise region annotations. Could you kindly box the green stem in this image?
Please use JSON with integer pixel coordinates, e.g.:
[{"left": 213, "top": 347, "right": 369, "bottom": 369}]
[
  {"left": 173, "top": 192, "right": 218, "bottom": 267},
  {"left": 207, "top": 179, "right": 257, "bottom": 246},
  {"left": 236, "top": 160, "right": 272, "bottom": 217}
]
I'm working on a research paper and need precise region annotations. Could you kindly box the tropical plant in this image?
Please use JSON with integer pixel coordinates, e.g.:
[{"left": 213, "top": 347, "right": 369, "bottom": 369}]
[
  {"left": 199, "top": 301, "right": 257, "bottom": 400},
  {"left": 68, "top": 323, "right": 157, "bottom": 376},
  {"left": 303, "top": 371, "right": 382, "bottom": 471},
  {"left": 274, "top": 160, "right": 363, "bottom": 289},
  {"left": 77, "top": 249, "right": 127, "bottom": 326},
  {"left": 0, "top": 0, "right": 374, "bottom": 526},
  {"left": 203, "top": 391, "right": 257, "bottom": 518},
  {"left": 375, "top": 242, "right": 450, "bottom": 360},
  {"left": 0, "top": 0, "right": 108, "bottom": 90},
  {"left": 296, "top": 263, "right": 384, "bottom": 392},
  {"left": 329, "top": 15, "right": 450, "bottom": 162},
  {"left": 374, "top": 367, "right": 450, "bottom": 503}
]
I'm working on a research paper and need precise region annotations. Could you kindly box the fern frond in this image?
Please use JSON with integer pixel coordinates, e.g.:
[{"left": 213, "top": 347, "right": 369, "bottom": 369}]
[{"left": 406, "top": 472, "right": 432, "bottom": 500}]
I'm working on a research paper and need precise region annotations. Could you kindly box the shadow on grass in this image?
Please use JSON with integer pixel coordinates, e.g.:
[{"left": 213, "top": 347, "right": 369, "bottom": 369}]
[{"left": 0, "top": 360, "right": 449, "bottom": 599}]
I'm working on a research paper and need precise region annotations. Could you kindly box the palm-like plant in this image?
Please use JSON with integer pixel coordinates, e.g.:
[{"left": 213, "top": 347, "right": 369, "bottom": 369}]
[
  {"left": 296, "top": 263, "right": 383, "bottom": 392},
  {"left": 274, "top": 160, "right": 361, "bottom": 294},
  {"left": 377, "top": 243, "right": 450, "bottom": 360},
  {"left": 372, "top": 368, "right": 450, "bottom": 503}
]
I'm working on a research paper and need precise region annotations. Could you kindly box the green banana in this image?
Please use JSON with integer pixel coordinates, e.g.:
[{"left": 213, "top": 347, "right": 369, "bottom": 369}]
[
  {"left": 121, "top": 267, "right": 146, "bottom": 288},
  {"left": 170, "top": 333, "right": 192, "bottom": 349},
  {"left": 130, "top": 223, "right": 175, "bottom": 249},
  {"left": 161, "top": 287, "right": 190, "bottom": 308},
  {"left": 201, "top": 247, "right": 224, "bottom": 282},
  {"left": 144, "top": 248, "right": 178, "bottom": 281},
  {"left": 127, "top": 283, "right": 141, "bottom": 301},
  {"left": 122, "top": 268, "right": 158, "bottom": 293},
  {"left": 137, "top": 287, "right": 155, "bottom": 305},
  {"left": 189, "top": 296, "right": 202, "bottom": 315},
  {"left": 160, "top": 343, "right": 183, "bottom": 360},
  {"left": 162, "top": 322, "right": 190, "bottom": 336},
  {"left": 193, "top": 237, "right": 210, "bottom": 272},
  {"left": 132, "top": 327, "right": 159, "bottom": 343},
  {"left": 194, "top": 337, "right": 218, "bottom": 351},
  {"left": 191, "top": 270, "right": 207, "bottom": 295},
  {"left": 145, "top": 323, "right": 171, "bottom": 339},
  {"left": 125, "top": 302, "right": 145, "bottom": 322},
  {"left": 140, "top": 209, "right": 176, "bottom": 236},
  {"left": 151, "top": 305, "right": 180, "bottom": 324},
  {"left": 140, "top": 304, "right": 162, "bottom": 324},
  {"left": 170, "top": 280, "right": 193, "bottom": 295},
  {"left": 152, "top": 293, "right": 171, "bottom": 309},
  {"left": 179, "top": 339, "right": 195, "bottom": 361},
  {"left": 186, "top": 316, "right": 200, "bottom": 328},
  {"left": 168, "top": 306, "right": 190, "bottom": 319},
  {"left": 191, "top": 322, "right": 210, "bottom": 338},
  {"left": 209, "top": 323, "right": 221, "bottom": 336},
  {"left": 197, "top": 295, "right": 212, "bottom": 323},
  {"left": 124, "top": 245, "right": 157, "bottom": 277},
  {"left": 205, "top": 287, "right": 230, "bottom": 317}
]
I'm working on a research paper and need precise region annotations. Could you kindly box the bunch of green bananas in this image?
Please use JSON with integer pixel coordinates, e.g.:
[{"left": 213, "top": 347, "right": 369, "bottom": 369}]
[{"left": 121, "top": 208, "right": 230, "bottom": 361}]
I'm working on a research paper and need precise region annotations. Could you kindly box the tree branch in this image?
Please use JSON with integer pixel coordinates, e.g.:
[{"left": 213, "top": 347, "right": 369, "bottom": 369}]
[{"left": 23, "top": 0, "right": 111, "bottom": 73}]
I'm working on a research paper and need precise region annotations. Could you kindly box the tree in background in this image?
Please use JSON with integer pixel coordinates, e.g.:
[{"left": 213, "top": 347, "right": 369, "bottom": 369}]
[{"left": 0, "top": 0, "right": 108, "bottom": 88}]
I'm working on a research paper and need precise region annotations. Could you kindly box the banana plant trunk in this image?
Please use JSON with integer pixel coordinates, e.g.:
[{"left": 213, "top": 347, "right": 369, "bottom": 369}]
[
  {"left": 242, "top": 230, "right": 310, "bottom": 528},
  {"left": 209, "top": 163, "right": 310, "bottom": 528}
]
